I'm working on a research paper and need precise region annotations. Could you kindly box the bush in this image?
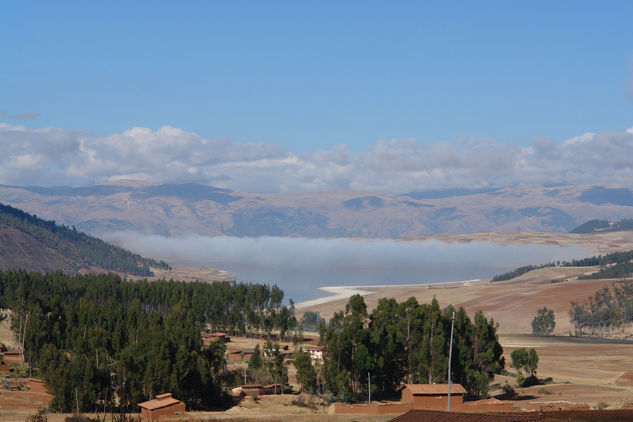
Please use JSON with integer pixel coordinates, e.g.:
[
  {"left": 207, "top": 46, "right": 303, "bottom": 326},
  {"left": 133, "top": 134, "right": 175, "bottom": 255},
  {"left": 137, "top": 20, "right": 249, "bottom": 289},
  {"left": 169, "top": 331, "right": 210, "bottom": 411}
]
[
  {"left": 501, "top": 382, "right": 515, "bottom": 395},
  {"left": 25, "top": 412, "right": 47, "bottom": 422},
  {"left": 521, "top": 375, "right": 540, "bottom": 388},
  {"left": 594, "top": 402, "right": 608, "bottom": 410}
]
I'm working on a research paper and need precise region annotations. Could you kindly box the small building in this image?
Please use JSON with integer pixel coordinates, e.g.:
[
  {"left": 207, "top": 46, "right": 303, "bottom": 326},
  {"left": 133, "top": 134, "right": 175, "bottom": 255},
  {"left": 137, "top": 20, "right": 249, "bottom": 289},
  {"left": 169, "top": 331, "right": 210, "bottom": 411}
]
[
  {"left": 202, "top": 332, "right": 231, "bottom": 347},
  {"left": 400, "top": 383, "right": 467, "bottom": 410},
  {"left": 138, "top": 393, "right": 185, "bottom": 421},
  {"left": 2, "top": 350, "right": 20, "bottom": 364},
  {"left": 227, "top": 348, "right": 255, "bottom": 360},
  {"left": 230, "top": 384, "right": 283, "bottom": 397},
  {"left": 261, "top": 383, "right": 282, "bottom": 394},
  {"left": 304, "top": 345, "right": 324, "bottom": 364}
]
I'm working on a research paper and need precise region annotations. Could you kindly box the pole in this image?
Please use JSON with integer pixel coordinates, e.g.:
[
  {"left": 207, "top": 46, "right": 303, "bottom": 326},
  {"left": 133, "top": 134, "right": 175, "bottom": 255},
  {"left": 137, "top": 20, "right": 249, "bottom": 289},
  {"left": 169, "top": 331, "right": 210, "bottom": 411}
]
[
  {"left": 368, "top": 372, "right": 371, "bottom": 404},
  {"left": 447, "top": 311, "right": 455, "bottom": 412}
]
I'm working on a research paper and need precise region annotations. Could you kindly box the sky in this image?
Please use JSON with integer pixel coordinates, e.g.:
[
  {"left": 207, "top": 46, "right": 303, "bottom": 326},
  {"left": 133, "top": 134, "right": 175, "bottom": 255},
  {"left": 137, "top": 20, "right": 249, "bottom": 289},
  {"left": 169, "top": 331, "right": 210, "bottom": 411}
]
[{"left": 2, "top": 1, "right": 633, "bottom": 193}]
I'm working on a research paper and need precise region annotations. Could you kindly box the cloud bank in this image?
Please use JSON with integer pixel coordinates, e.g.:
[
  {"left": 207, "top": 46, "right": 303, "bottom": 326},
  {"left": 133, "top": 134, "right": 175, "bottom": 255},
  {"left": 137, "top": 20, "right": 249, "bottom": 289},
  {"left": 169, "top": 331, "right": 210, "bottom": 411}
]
[
  {"left": 1, "top": 122, "right": 633, "bottom": 193},
  {"left": 105, "top": 233, "right": 591, "bottom": 301}
]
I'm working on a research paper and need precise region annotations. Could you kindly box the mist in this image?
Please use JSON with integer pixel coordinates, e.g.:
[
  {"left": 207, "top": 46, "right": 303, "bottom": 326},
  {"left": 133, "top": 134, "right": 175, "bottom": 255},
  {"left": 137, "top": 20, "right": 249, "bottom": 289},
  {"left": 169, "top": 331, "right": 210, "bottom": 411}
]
[{"left": 105, "top": 233, "right": 593, "bottom": 302}]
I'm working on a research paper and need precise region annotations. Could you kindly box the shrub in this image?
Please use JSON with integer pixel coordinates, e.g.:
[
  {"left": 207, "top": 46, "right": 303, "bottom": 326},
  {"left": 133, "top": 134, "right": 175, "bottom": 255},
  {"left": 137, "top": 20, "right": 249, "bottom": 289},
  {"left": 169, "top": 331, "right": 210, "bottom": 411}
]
[
  {"left": 25, "top": 412, "right": 47, "bottom": 422},
  {"left": 501, "top": 382, "right": 515, "bottom": 395},
  {"left": 594, "top": 402, "right": 608, "bottom": 410}
]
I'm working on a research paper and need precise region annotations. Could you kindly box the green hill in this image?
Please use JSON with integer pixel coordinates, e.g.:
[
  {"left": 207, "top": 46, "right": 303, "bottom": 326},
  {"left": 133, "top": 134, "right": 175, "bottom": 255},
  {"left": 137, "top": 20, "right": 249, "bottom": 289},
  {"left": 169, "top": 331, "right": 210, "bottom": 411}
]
[
  {"left": 0, "top": 203, "right": 168, "bottom": 276},
  {"left": 570, "top": 218, "right": 633, "bottom": 234}
]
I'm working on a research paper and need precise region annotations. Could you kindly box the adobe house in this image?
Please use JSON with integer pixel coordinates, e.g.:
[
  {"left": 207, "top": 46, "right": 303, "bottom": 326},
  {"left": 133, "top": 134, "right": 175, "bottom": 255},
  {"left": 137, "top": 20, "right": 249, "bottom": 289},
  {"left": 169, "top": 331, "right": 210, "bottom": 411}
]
[
  {"left": 400, "top": 383, "right": 467, "bottom": 410},
  {"left": 230, "top": 384, "right": 283, "bottom": 397},
  {"left": 304, "top": 345, "right": 324, "bottom": 364},
  {"left": 2, "top": 350, "right": 20, "bottom": 364},
  {"left": 202, "top": 332, "right": 231, "bottom": 347},
  {"left": 227, "top": 348, "right": 255, "bottom": 360},
  {"left": 138, "top": 392, "right": 185, "bottom": 420}
]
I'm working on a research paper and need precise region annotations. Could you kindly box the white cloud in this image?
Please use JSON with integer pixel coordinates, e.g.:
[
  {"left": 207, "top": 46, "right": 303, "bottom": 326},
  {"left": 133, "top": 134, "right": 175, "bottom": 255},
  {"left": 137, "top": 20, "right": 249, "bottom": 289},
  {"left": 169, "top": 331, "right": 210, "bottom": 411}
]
[{"left": 1, "top": 121, "right": 633, "bottom": 192}]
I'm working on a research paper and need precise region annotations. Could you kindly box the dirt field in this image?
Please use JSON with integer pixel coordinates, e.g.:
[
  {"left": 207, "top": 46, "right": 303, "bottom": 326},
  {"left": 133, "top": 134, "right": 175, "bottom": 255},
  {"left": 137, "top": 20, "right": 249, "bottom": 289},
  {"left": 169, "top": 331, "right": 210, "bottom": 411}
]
[
  {"left": 496, "top": 335, "right": 633, "bottom": 409},
  {"left": 298, "top": 267, "right": 623, "bottom": 335}
]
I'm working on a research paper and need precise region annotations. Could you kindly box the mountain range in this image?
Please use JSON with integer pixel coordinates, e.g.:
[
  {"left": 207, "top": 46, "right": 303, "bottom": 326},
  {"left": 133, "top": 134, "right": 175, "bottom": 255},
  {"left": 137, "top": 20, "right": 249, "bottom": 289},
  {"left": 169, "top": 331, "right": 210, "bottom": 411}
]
[{"left": 2, "top": 181, "right": 633, "bottom": 238}]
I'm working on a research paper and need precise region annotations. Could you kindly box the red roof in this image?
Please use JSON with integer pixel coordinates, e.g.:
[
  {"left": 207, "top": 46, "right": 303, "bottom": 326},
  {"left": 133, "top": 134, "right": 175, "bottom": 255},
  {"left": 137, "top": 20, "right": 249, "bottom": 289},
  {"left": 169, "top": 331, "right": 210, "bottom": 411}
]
[
  {"left": 403, "top": 384, "right": 467, "bottom": 395},
  {"left": 138, "top": 393, "right": 183, "bottom": 411},
  {"left": 389, "top": 409, "right": 544, "bottom": 422}
]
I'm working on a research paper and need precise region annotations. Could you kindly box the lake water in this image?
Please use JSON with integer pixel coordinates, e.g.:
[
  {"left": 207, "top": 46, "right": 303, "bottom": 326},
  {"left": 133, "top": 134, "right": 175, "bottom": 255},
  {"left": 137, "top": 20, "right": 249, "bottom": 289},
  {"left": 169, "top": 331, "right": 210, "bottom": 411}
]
[{"left": 109, "top": 234, "right": 594, "bottom": 303}]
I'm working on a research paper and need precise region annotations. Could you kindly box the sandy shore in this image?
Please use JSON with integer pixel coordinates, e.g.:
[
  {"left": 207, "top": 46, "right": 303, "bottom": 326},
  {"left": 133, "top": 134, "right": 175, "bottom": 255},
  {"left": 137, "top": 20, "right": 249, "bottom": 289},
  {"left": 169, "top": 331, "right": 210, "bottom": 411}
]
[{"left": 295, "top": 279, "right": 481, "bottom": 308}]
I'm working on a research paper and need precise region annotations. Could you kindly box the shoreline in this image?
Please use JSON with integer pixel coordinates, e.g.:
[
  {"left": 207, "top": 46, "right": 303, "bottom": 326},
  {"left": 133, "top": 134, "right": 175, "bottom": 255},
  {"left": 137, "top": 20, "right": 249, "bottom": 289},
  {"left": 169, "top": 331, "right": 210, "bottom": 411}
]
[{"left": 295, "top": 278, "right": 483, "bottom": 308}]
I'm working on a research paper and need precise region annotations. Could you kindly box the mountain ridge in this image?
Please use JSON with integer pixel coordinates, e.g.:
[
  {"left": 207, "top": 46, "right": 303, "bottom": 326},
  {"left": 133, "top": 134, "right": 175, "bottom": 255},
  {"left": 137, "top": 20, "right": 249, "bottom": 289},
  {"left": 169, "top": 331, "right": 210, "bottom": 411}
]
[
  {"left": 0, "top": 202, "right": 169, "bottom": 275},
  {"left": 2, "top": 182, "right": 633, "bottom": 238}
]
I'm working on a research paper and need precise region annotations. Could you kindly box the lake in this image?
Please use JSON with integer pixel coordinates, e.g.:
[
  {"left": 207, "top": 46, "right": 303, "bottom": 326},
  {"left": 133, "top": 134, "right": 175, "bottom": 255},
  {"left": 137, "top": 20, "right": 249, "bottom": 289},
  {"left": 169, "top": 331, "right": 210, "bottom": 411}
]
[{"left": 109, "top": 234, "right": 594, "bottom": 303}]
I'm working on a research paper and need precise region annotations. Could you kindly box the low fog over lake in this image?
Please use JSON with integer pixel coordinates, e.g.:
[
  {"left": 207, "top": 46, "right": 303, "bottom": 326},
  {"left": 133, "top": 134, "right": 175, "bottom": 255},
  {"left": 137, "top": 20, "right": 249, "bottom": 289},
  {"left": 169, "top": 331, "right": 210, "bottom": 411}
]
[{"left": 107, "top": 234, "right": 592, "bottom": 303}]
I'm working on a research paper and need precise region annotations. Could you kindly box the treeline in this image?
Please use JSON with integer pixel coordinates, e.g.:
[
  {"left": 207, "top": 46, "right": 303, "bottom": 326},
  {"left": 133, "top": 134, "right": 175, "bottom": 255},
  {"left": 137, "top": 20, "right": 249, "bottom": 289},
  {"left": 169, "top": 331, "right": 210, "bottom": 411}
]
[
  {"left": 569, "top": 281, "right": 633, "bottom": 336},
  {"left": 0, "top": 270, "right": 295, "bottom": 412},
  {"left": 491, "top": 263, "right": 556, "bottom": 282},
  {"left": 571, "top": 218, "right": 633, "bottom": 234},
  {"left": 319, "top": 295, "right": 504, "bottom": 401},
  {"left": 0, "top": 203, "right": 168, "bottom": 276},
  {"left": 578, "top": 262, "right": 633, "bottom": 280},
  {"left": 492, "top": 250, "right": 633, "bottom": 282}
]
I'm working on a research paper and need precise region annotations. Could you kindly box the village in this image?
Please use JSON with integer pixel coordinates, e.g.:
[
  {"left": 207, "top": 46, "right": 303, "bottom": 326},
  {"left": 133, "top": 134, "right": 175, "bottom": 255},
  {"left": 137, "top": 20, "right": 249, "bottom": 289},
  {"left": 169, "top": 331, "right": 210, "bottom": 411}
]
[{"left": 4, "top": 321, "right": 633, "bottom": 422}]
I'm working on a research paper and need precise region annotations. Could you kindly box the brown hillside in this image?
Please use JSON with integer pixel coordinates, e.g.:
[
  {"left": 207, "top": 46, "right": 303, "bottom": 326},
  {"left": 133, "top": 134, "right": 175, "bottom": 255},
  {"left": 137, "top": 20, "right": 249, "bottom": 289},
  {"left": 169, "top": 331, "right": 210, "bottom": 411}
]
[{"left": 0, "top": 225, "right": 75, "bottom": 272}]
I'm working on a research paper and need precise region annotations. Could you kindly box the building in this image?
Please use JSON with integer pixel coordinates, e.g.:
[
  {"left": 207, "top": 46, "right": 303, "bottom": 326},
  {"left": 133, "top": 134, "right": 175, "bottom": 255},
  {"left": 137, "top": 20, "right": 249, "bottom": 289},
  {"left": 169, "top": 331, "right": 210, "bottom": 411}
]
[
  {"left": 389, "top": 409, "right": 544, "bottom": 422},
  {"left": 230, "top": 384, "right": 282, "bottom": 397},
  {"left": 202, "top": 332, "right": 230, "bottom": 347},
  {"left": 2, "top": 350, "right": 20, "bottom": 364},
  {"left": 138, "top": 393, "right": 185, "bottom": 420},
  {"left": 400, "top": 384, "right": 467, "bottom": 410},
  {"left": 227, "top": 348, "right": 255, "bottom": 360},
  {"left": 304, "top": 345, "right": 324, "bottom": 364}
]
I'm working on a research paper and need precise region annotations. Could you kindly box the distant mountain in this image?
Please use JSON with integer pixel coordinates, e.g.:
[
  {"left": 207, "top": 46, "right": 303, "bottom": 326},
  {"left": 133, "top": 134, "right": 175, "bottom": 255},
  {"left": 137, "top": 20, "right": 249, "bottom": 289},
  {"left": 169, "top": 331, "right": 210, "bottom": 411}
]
[
  {"left": 3, "top": 182, "right": 633, "bottom": 238},
  {"left": 0, "top": 202, "right": 169, "bottom": 275},
  {"left": 570, "top": 218, "right": 633, "bottom": 234}
]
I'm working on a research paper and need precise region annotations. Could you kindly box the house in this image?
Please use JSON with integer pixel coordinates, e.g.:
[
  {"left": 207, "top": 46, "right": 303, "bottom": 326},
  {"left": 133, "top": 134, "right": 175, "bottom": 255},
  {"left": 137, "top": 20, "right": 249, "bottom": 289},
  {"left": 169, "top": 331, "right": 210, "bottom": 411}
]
[
  {"left": 304, "top": 345, "right": 324, "bottom": 364},
  {"left": 230, "top": 384, "right": 282, "bottom": 397},
  {"left": 400, "top": 384, "right": 467, "bottom": 410},
  {"left": 138, "top": 393, "right": 185, "bottom": 420},
  {"left": 2, "top": 350, "right": 20, "bottom": 364},
  {"left": 261, "top": 383, "right": 282, "bottom": 394},
  {"left": 202, "top": 332, "right": 230, "bottom": 347},
  {"left": 227, "top": 348, "right": 255, "bottom": 360}
]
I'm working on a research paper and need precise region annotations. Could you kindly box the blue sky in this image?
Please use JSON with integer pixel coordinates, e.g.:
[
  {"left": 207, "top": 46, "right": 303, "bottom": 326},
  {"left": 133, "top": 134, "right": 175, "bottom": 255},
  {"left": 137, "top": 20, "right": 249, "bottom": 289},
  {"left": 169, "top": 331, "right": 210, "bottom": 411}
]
[
  {"left": 3, "top": 1, "right": 632, "bottom": 153},
  {"left": 1, "top": 2, "right": 633, "bottom": 192}
]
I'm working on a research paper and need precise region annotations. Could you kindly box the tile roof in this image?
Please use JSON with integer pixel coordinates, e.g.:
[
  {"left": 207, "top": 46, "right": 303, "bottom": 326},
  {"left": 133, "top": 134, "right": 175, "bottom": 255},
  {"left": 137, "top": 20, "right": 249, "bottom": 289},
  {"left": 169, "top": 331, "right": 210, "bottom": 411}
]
[
  {"left": 390, "top": 409, "right": 544, "bottom": 422},
  {"left": 404, "top": 384, "right": 467, "bottom": 395},
  {"left": 138, "top": 393, "right": 183, "bottom": 411}
]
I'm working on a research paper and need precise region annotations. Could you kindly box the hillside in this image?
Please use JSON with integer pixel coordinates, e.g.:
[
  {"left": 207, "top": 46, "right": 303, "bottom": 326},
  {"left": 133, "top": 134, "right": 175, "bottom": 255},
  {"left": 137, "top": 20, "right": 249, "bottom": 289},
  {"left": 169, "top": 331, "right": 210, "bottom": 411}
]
[
  {"left": 0, "top": 202, "right": 168, "bottom": 276},
  {"left": 571, "top": 218, "right": 633, "bottom": 234},
  {"left": 3, "top": 183, "right": 633, "bottom": 238}
]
